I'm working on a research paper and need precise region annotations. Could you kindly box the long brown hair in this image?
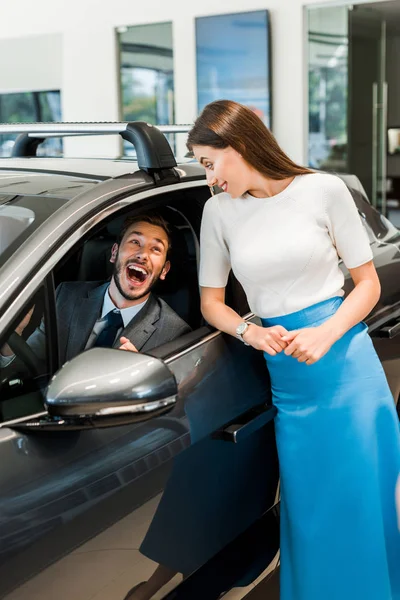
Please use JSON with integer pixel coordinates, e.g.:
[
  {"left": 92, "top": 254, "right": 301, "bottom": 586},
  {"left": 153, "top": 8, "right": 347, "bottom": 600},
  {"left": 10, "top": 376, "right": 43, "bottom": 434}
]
[{"left": 187, "top": 100, "right": 312, "bottom": 180}]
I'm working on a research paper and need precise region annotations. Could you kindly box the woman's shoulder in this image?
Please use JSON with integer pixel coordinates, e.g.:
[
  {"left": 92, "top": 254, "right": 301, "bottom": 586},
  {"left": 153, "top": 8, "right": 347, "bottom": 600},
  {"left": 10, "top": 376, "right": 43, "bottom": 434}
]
[
  {"left": 296, "top": 171, "right": 343, "bottom": 187},
  {"left": 296, "top": 171, "right": 347, "bottom": 193},
  {"left": 203, "top": 191, "right": 235, "bottom": 216}
]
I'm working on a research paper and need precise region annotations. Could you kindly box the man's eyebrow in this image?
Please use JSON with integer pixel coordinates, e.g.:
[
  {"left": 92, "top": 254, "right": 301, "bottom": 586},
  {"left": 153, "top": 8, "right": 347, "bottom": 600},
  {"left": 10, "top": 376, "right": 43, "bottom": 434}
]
[{"left": 129, "top": 231, "right": 166, "bottom": 247}]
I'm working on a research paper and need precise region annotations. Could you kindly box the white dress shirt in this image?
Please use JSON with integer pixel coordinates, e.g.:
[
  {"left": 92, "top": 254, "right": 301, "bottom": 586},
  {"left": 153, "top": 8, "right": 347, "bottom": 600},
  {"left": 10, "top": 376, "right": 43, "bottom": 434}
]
[{"left": 85, "top": 287, "right": 148, "bottom": 349}]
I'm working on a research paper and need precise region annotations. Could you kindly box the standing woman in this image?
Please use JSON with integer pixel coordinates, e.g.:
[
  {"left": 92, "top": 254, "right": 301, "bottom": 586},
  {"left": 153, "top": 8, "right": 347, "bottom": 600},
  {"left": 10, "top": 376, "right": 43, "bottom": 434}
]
[{"left": 188, "top": 100, "right": 400, "bottom": 600}]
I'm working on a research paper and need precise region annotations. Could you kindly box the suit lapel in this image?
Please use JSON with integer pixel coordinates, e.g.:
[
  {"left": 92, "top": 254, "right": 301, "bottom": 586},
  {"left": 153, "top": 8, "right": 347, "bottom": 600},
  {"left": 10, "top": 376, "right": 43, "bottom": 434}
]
[
  {"left": 66, "top": 283, "right": 108, "bottom": 360},
  {"left": 114, "top": 294, "right": 160, "bottom": 351}
]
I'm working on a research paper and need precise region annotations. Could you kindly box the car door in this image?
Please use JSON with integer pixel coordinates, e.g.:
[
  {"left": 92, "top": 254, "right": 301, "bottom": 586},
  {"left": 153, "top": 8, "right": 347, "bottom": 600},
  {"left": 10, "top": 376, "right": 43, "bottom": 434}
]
[
  {"left": 0, "top": 187, "right": 279, "bottom": 600},
  {"left": 148, "top": 284, "right": 280, "bottom": 599}
]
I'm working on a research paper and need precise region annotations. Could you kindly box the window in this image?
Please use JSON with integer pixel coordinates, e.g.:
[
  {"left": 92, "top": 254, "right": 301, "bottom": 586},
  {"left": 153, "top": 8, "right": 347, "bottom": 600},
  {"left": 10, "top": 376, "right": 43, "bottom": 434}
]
[
  {"left": 196, "top": 10, "right": 271, "bottom": 127},
  {"left": 0, "top": 286, "right": 52, "bottom": 422},
  {"left": 0, "top": 90, "right": 62, "bottom": 157},
  {"left": 307, "top": 7, "right": 348, "bottom": 171},
  {"left": 117, "top": 22, "right": 175, "bottom": 156},
  {"left": 0, "top": 194, "right": 70, "bottom": 270}
]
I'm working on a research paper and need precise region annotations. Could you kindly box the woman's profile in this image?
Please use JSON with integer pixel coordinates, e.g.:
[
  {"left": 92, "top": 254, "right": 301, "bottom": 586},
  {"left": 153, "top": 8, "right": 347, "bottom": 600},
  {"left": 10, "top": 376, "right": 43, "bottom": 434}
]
[{"left": 188, "top": 99, "right": 400, "bottom": 600}]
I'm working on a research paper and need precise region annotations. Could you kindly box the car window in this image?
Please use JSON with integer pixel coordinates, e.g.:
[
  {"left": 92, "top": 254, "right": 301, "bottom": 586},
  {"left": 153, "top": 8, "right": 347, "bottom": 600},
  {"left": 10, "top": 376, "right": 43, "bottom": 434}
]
[
  {"left": 346, "top": 185, "right": 392, "bottom": 241},
  {"left": 0, "top": 194, "right": 69, "bottom": 269},
  {"left": 225, "top": 272, "right": 250, "bottom": 316},
  {"left": 54, "top": 200, "right": 204, "bottom": 334},
  {"left": 0, "top": 286, "right": 51, "bottom": 423}
]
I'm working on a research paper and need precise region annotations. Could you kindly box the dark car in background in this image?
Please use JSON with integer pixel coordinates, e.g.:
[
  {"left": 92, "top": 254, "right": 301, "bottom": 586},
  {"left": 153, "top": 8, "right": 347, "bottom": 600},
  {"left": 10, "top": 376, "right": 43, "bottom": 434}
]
[{"left": 0, "top": 122, "right": 399, "bottom": 600}]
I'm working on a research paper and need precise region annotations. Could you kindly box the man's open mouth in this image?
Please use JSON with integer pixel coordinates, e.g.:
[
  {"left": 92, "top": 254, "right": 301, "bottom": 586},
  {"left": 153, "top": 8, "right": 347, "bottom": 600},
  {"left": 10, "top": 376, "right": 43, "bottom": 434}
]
[{"left": 126, "top": 264, "right": 149, "bottom": 286}]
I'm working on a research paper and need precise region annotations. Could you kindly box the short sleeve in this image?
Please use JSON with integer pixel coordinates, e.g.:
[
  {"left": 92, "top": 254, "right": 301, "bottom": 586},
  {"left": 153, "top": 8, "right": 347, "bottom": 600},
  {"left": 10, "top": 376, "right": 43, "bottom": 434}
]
[
  {"left": 324, "top": 175, "right": 373, "bottom": 269},
  {"left": 199, "top": 197, "right": 231, "bottom": 287}
]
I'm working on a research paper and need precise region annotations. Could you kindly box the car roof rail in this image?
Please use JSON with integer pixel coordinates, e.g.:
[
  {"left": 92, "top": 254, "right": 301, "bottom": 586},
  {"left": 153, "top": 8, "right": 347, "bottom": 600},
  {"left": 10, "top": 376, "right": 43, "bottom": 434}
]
[{"left": 0, "top": 122, "right": 191, "bottom": 173}]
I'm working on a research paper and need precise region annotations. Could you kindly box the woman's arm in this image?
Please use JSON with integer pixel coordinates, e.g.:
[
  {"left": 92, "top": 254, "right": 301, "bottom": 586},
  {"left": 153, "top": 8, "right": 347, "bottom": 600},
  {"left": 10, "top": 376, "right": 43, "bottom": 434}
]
[
  {"left": 321, "top": 260, "right": 380, "bottom": 341},
  {"left": 201, "top": 287, "right": 288, "bottom": 355},
  {"left": 201, "top": 287, "right": 245, "bottom": 337}
]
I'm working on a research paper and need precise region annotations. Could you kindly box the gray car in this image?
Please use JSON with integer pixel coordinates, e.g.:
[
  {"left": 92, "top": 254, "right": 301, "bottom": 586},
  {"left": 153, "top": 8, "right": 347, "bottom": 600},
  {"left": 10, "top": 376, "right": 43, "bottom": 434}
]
[{"left": 0, "top": 122, "right": 399, "bottom": 600}]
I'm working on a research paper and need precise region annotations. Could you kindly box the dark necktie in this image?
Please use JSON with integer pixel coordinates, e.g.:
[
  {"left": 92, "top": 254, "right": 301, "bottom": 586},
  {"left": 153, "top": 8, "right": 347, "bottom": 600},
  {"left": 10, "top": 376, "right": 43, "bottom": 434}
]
[{"left": 93, "top": 310, "right": 124, "bottom": 348}]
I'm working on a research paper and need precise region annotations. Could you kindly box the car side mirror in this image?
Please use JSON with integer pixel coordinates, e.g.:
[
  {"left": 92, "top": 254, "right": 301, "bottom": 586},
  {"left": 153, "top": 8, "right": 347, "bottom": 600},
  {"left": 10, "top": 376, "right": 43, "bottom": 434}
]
[{"left": 44, "top": 348, "right": 177, "bottom": 427}]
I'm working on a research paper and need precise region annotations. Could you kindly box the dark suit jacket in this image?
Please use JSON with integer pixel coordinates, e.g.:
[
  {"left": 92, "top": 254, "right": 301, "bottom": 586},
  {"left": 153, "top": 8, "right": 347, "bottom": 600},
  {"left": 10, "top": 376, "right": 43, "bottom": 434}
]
[{"left": 28, "top": 281, "right": 191, "bottom": 365}]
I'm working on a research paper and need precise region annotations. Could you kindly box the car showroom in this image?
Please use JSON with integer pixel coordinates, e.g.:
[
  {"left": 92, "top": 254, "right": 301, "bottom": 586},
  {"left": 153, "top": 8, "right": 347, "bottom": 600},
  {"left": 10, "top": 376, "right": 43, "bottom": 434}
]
[{"left": 0, "top": 1, "right": 400, "bottom": 599}]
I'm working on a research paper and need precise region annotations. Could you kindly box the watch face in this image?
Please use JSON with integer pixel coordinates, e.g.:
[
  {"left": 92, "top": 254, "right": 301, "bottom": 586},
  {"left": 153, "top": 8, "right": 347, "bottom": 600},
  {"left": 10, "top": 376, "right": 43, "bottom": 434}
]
[{"left": 237, "top": 322, "right": 247, "bottom": 335}]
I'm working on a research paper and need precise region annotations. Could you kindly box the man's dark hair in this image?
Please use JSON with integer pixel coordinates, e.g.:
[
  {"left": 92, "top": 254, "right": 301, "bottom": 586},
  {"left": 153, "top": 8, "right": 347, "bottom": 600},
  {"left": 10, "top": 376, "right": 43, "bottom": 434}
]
[{"left": 117, "top": 213, "right": 172, "bottom": 258}]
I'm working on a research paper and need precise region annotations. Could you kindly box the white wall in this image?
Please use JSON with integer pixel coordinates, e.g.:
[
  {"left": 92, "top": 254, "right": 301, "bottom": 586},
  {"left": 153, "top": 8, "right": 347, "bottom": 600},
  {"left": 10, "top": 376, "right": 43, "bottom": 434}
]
[
  {"left": 0, "top": 0, "right": 385, "bottom": 161},
  {"left": 0, "top": 34, "right": 62, "bottom": 93}
]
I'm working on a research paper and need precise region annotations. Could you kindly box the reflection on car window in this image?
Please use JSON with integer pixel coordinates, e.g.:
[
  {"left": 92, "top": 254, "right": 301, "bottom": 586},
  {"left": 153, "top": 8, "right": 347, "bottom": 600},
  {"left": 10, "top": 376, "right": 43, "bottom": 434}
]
[
  {"left": 0, "top": 204, "right": 35, "bottom": 256},
  {"left": 379, "top": 213, "right": 399, "bottom": 239},
  {"left": 0, "top": 287, "right": 50, "bottom": 422},
  {"left": 0, "top": 194, "right": 70, "bottom": 270}
]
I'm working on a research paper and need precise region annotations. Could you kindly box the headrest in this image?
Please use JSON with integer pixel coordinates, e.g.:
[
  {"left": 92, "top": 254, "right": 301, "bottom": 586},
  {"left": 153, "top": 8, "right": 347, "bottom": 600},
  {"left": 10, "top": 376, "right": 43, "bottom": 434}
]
[{"left": 105, "top": 206, "right": 199, "bottom": 261}]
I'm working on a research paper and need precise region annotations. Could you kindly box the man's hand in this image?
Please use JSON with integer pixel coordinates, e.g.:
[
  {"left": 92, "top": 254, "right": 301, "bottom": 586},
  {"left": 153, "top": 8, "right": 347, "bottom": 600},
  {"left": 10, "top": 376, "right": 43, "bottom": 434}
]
[
  {"left": 16, "top": 305, "right": 35, "bottom": 336},
  {"left": 119, "top": 336, "right": 138, "bottom": 353},
  {"left": 282, "top": 324, "right": 337, "bottom": 365}
]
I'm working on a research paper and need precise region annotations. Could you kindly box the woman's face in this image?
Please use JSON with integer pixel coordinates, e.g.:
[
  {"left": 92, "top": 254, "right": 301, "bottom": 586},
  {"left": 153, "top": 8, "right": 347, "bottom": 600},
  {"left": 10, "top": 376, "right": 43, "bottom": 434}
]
[{"left": 192, "top": 145, "right": 251, "bottom": 198}]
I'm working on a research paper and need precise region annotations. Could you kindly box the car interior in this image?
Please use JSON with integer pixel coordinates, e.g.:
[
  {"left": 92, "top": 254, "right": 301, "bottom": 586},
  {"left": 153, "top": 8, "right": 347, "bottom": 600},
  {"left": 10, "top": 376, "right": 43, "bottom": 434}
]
[
  {"left": 54, "top": 187, "right": 249, "bottom": 333},
  {"left": 74, "top": 204, "right": 202, "bottom": 330}
]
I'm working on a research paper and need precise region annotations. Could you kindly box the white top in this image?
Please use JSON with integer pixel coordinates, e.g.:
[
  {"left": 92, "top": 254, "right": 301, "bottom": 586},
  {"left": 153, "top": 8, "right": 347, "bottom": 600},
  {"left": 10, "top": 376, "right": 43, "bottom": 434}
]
[{"left": 199, "top": 172, "right": 373, "bottom": 318}]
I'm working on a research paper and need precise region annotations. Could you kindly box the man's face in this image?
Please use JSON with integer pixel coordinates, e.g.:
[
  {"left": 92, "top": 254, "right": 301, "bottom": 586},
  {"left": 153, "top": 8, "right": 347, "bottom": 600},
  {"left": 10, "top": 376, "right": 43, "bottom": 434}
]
[{"left": 110, "top": 221, "right": 170, "bottom": 302}]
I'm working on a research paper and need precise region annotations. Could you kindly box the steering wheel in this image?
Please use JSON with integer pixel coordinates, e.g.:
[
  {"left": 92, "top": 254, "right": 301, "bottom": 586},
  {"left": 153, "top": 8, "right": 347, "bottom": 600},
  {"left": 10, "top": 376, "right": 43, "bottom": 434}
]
[{"left": 7, "top": 332, "right": 42, "bottom": 378}]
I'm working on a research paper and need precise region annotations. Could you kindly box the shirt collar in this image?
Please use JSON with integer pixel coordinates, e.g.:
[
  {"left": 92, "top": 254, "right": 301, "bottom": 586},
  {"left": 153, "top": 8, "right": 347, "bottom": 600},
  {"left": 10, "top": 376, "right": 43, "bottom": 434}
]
[{"left": 101, "top": 286, "right": 148, "bottom": 327}]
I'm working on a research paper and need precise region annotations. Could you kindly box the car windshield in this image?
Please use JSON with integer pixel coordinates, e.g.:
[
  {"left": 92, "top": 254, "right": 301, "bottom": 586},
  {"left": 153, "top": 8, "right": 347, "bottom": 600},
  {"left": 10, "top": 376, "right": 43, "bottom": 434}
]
[{"left": 0, "top": 194, "right": 69, "bottom": 268}]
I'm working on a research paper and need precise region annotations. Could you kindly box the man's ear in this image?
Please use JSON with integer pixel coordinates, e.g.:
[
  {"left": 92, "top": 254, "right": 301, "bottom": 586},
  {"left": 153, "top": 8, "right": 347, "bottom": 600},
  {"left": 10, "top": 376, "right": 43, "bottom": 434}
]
[
  {"left": 159, "top": 260, "right": 171, "bottom": 281},
  {"left": 110, "top": 243, "right": 118, "bottom": 263}
]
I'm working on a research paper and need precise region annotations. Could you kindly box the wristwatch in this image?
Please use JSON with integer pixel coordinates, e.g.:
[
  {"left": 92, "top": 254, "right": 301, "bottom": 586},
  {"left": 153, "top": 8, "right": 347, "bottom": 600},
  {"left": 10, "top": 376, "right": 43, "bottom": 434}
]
[{"left": 236, "top": 322, "right": 250, "bottom": 345}]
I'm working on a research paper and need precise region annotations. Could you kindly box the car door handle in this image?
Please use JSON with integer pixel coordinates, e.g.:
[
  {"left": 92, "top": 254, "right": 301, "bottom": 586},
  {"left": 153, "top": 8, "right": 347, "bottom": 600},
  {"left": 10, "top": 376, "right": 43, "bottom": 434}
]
[
  {"left": 372, "top": 318, "right": 400, "bottom": 339},
  {"left": 212, "top": 403, "right": 277, "bottom": 443}
]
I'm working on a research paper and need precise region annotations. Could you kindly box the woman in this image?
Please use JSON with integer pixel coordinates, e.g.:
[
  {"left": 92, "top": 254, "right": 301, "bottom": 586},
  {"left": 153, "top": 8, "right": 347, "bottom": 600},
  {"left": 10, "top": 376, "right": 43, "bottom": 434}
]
[{"left": 188, "top": 99, "right": 400, "bottom": 600}]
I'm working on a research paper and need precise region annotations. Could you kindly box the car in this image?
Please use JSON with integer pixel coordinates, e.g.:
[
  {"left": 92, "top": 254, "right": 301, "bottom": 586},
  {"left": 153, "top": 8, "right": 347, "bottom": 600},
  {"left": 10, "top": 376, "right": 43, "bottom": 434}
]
[{"left": 0, "top": 122, "right": 399, "bottom": 600}]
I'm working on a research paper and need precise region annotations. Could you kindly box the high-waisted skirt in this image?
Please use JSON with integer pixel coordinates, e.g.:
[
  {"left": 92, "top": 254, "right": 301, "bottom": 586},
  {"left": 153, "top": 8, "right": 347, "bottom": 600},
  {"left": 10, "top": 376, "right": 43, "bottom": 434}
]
[{"left": 261, "top": 296, "right": 400, "bottom": 600}]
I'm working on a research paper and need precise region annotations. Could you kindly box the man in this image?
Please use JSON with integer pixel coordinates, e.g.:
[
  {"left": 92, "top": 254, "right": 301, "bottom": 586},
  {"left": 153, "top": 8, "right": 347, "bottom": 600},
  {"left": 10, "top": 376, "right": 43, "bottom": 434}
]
[{"left": 1, "top": 213, "right": 191, "bottom": 368}]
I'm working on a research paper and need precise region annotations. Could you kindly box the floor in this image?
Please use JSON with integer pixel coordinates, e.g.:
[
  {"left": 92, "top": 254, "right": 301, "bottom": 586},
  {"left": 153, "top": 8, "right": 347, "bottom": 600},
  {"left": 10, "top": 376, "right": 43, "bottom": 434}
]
[
  {"left": 243, "top": 568, "right": 279, "bottom": 599},
  {"left": 4, "top": 489, "right": 280, "bottom": 600},
  {"left": 221, "top": 557, "right": 279, "bottom": 600}
]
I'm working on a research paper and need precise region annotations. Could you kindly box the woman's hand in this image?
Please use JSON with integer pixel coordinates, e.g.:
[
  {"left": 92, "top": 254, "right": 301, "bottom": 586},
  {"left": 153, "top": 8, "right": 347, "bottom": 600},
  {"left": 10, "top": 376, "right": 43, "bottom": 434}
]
[
  {"left": 281, "top": 324, "right": 338, "bottom": 365},
  {"left": 243, "top": 323, "right": 289, "bottom": 355}
]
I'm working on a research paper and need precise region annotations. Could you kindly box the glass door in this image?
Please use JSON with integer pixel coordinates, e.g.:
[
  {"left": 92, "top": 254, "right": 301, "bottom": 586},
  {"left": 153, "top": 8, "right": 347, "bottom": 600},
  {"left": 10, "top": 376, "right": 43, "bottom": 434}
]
[
  {"left": 307, "top": 4, "right": 387, "bottom": 212},
  {"left": 307, "top": 5, "right": 349, "bottom": 173},
  {"left": 348, "top": 5, "right": 387, "bottom": 212}
]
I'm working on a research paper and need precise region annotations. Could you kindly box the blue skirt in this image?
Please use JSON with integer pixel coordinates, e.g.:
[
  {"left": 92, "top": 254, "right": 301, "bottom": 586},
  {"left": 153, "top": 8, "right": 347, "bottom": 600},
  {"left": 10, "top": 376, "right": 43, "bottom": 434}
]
[{"left": 261, "top": 297, "right": 400, "bottom": 600}]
